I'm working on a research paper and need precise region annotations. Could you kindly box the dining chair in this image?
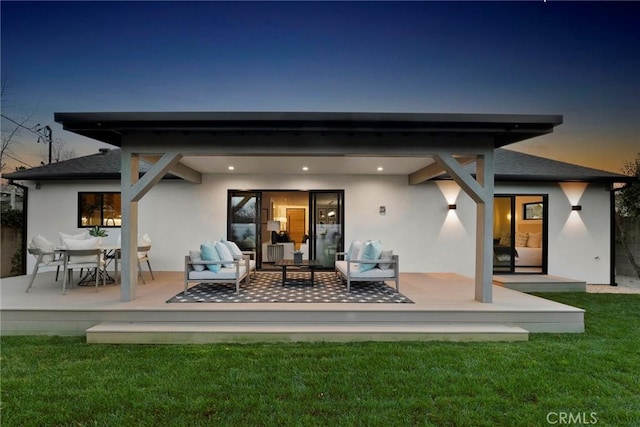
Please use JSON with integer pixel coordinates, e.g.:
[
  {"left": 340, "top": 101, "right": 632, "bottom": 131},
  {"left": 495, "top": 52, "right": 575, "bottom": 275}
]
[
  {"left": 25, "top": 247, "right": 65, "bottom": 293},
  {"left": 112, "top": 245, "right": 154, "bottom": 284},
  {"left": 137, "top": 245, "right": 154, "bottom": 284},
  {"left": 62, "top": 248, "right": 105, "bottom": 294}
]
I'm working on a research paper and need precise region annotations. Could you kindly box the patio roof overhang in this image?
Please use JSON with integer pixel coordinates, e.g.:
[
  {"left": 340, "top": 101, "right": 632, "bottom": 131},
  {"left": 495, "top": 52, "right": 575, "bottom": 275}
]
[
  {"left": 55, "top": 111, "right": 561, "bottom": 149},
  {"left": 55, "top": 111, "right": 563, "bottom": 304}
]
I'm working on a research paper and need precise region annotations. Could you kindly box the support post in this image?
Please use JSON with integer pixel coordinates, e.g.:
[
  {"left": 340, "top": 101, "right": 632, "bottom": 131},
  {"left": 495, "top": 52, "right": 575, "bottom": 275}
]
[
  {"left": 475, "top": 151, "right": 494, "bottom": 303},
  {"left": 120, "top": 149, "right": 139, "bottom": 302},
  {"left": 434, "top": 148, "right": 494, "bottom": 303}
]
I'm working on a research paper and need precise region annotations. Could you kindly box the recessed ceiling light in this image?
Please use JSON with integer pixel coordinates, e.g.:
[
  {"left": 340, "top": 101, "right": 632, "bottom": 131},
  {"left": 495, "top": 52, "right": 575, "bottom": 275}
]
[
  {"left": 302, "top": 166, "right": 309, "bottom": 171},
  {"left": 377, "top": 166, "right": 384, "bottom": 171},
  {"left": 228, "top": 166, "right": 235, "bottom": 171}
]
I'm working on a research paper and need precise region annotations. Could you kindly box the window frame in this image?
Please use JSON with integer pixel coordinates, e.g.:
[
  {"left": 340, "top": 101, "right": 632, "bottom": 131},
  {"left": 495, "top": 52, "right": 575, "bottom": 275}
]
[{"left": 77, "top": 191, "right": 122, "bottom": 228}]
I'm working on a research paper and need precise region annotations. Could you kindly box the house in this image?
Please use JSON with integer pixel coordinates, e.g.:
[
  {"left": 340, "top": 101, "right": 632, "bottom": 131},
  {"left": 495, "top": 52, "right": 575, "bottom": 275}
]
[{"left": 4, "top": 112, "right": 633, "bottom": 304}]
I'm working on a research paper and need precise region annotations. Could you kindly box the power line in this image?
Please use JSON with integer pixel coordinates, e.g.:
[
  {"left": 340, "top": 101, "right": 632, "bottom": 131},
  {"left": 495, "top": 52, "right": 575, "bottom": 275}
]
[
  {"left": 0, "top": 113, "right": 40, "bottom": 137},
  {"left": 2, "top": 152, "right": 33, "bottom": 168},
  {"left": 1, "top": 113, "right": 53, "bottom": 164}
]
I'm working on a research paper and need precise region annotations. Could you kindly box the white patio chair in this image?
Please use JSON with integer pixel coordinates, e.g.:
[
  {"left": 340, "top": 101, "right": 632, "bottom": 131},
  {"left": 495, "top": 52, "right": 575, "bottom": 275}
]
[
  {"left": 62, "top": 248, "right": 106, "bottom": 294},
  {"left": 137, "top": 245, "right": 154, "bottom": 284},
  {"left": 25, "top": 247, "right": 65, "bottom": 293},
  {"left": 111, "top": 245, "right": 154, "bottom": 284}
]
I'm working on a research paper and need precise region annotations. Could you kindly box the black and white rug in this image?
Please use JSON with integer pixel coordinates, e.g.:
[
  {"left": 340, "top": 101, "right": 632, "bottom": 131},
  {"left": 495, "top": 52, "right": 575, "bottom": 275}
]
[{"left": 167, "top": 272, "right": 413, "bottom": 304}]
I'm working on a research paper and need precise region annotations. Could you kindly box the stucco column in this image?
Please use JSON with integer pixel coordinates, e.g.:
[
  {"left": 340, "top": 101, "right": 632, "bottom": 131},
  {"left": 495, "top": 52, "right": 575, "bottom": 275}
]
[
  {"left": 434, "top": 147, "right": 495, "bottom": 303},
  {"left": 120, "top": 148, "right": 139, "bottom": 302},
  {"left": 475, "top": 151, "right": 494, "bottom": 303}
]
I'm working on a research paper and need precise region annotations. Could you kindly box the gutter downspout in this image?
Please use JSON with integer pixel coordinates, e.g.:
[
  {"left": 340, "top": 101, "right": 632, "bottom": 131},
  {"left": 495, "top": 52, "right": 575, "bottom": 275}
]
[{"left": 610, "top": 184, "right": 617, "bottom": 286}]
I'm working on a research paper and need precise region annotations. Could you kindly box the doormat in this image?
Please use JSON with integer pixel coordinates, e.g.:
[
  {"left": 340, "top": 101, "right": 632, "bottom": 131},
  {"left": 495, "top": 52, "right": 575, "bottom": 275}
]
[{"left": 167, "top": 272, "right": 413, "bottom": 304}]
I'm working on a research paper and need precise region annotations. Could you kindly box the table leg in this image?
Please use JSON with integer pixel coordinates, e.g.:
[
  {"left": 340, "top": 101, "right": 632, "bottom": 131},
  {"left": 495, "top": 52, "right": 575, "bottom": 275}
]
[
  {"left": 282, "top": 266, "right": 287, "bottom": 286},
  {"left": 310, "top": 268, "right": 315, "bottom": 286}
]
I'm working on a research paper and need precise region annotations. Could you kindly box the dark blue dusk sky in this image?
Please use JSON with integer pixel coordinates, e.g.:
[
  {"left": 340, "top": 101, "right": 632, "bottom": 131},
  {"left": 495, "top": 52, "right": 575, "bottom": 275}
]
[{"left": 1, "top": 1, "right": 638, "bottom": 173}]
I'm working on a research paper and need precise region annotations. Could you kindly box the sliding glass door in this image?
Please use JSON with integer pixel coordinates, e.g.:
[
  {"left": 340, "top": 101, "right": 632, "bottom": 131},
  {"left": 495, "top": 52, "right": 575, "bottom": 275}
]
[
  {"left": 310, "top": 191, "right": 344, "bottom": 268},
  {"left": 227, "top": 189, "right": 344, "bottom": 269},
  {"left": 493, "top": 194, "right": 548, "bottom": 274},
  {"left": 227, "top": 191, "right": 261, "bottom": 252}
]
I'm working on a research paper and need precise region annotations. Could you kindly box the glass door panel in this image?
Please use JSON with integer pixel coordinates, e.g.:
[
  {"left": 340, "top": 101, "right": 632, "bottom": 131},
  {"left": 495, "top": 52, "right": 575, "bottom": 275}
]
[
  {"left": 494, "top": 196, "right": 515, "bottom": 273},
  {"left": 515, "top": 195, "right": 545, "bottom": 273},
  {"left": 494, "top": 194, "right": 547, "bottom": 274},
  {"left": 228, "top": 191, "right": 261, "bottom": 255},
  {"left": 310, "top": 191, "right": 344, "bottom": 268}
]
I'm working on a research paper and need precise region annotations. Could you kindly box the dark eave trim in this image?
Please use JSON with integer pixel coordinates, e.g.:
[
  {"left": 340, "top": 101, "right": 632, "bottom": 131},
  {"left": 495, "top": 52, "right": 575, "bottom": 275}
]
[{"left": 55, "top": 111, "right": 563, "bottom": 147}]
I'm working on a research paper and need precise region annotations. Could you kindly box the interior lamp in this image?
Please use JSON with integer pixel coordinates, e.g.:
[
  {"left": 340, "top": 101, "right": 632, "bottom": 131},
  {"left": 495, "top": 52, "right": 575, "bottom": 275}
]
[
  {"left": 571, "top": 205, "right": 582, "bottom": 211},
  {"left": 448, "top": 204, "right": 457, "bottom": 210},
  {"left": 267, "top": 220, "right": 281, "bottom": 244}
]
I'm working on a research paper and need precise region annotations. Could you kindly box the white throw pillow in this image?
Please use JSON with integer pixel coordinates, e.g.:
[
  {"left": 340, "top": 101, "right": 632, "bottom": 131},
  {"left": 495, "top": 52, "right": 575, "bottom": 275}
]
[
  {"left": 63, "top": 237, "right": 100, "bottom": 263},
  {"left": 346, "top": 240, "right": 362, "bottom": 261},
  {"left": 30, "top": 235, "right": 55, "bottom": 263},
  {"left": 215, "top": 241, "right": 235, "bottom": 268},
  {"left": 377, "top": 249, "right": 394, "bottom": 270},
  {"left": 499, "top": 231, "right": 511, "bottom": 246},
  {"left": 189, "top": 250, "right": 206, "bottom": 272},
  {"left": 527, "top": 232, "right": 542, "bottom": 248},
  {"left": 221, "top": 239, "right": 244, "bottom": 259},
  {"left": 515, "top": 232, "right": 529, "bottom": 247},
  {"left": 59, "top": 231, "right": 89, "bottom": 246}
]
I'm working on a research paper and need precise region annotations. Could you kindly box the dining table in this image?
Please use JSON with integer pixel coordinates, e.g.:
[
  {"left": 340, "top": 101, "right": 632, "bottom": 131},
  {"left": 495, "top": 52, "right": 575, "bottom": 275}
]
[{"left": 56, "top": 244, "right": 121, "bottom": 286}]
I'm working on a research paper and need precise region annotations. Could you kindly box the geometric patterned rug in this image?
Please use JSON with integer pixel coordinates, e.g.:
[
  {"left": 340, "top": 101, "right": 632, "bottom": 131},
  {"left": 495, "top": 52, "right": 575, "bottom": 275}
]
[{"left": 167, "top": 271, "right": 413, "bottom": 304}]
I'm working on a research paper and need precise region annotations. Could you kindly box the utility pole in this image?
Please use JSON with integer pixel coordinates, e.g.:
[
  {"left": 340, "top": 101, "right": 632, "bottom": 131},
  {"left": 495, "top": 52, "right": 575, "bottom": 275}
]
[{"left": 36, "top": 125, "right": 52, "bottom": 164}]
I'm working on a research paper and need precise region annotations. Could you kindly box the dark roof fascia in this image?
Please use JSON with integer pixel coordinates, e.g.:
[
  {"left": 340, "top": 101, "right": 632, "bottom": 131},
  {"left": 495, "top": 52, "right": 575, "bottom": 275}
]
[
  {"left": 494, "top": 175, "right": 634, "bottom": 184},
  {"left": 54, "top": 111, "right": 563, "bottom": 147},
  {"left": 7, "top": 174, "right": 182, "bottom": 182},
  {"left": 435, "top": 174, "right": 634, "bottom": 185}
]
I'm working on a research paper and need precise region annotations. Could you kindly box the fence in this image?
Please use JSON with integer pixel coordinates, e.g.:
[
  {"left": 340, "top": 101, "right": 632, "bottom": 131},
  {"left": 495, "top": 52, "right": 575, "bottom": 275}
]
[
  {"left": 1, "top": 226, "right": 22, "bottom": 278},
  {"left": 616, "top": 220, "right": 640, "bottom": 277}
]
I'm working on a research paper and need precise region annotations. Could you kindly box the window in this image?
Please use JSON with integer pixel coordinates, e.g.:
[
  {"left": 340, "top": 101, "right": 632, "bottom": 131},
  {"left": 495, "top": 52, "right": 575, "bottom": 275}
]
[{"left": 78, "top": 192, "right": 122, "bottom": 228}]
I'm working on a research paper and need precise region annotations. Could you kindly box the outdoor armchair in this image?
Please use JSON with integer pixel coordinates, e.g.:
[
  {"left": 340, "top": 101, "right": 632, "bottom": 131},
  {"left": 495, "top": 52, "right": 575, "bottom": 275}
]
[{"left": 25, "top": 247, "right": 65, "bottom": 293}]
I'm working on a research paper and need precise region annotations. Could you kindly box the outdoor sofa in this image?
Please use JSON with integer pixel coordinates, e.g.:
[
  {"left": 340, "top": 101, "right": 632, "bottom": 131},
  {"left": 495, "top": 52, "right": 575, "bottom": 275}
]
[
  {"left": 184, "top": 240, "right": 256, "bottom": 294},
  {"left": 335, "top": 240, "right": 399, "bottom": 292}
]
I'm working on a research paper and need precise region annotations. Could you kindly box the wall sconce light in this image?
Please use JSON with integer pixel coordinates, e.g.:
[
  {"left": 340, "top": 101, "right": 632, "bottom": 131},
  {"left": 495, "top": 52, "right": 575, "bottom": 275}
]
[
  {"left": 571, "top": 205, "right": 582, "bottom": 211},
  {"left": 448, "top": 204, "right": 457, "bottom": 210}
]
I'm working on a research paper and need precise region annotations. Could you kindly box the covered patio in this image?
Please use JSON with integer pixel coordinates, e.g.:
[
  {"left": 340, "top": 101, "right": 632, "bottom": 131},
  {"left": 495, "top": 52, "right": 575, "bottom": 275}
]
[
  {"left": 53, "top": 111, "right": 564, "bottom": 304},
  {"left": 0, "top": 271, "right": 584, "bottom": 342}
]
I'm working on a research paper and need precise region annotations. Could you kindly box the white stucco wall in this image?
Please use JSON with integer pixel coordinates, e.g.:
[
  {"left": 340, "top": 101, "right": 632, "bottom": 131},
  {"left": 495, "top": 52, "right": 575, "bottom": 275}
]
[
  {"left": 21, "top": 176, "right": 612, "bottom": 284},
  {"left": 495, "top": 182, "right": 612, "bottom": 284}
]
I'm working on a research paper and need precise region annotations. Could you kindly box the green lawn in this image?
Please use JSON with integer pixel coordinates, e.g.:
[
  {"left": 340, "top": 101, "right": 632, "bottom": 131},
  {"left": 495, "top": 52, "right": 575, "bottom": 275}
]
[{"left": 2, "top": 293, "right": 639, "bottom": 426}]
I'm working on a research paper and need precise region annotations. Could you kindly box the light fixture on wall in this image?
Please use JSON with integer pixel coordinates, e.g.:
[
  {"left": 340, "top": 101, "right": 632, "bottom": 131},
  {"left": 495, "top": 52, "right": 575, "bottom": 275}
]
[
  {"left": 267, "top": 220, "right": 281, "bottom": 244},
  {"left": 448, "top": 204, "right": 457, "bottom": 210},
  {"left": 572, "top": 205, "right": 582, "bottom": 211}
]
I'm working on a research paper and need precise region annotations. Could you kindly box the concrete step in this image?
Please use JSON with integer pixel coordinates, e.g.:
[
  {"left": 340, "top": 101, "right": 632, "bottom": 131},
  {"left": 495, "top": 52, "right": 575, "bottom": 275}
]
[{"left": 86, "top": 321, "right": 529, "bottom": 344}]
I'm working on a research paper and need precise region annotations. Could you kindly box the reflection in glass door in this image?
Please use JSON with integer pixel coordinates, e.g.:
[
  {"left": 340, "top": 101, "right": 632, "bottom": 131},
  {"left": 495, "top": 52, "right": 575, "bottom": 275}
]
[
  {"left": 310, "top": 191, "right": 344, "bottom": 268},
  {"left": 228, "top": 191, "right": 261, "bottom": 254}
]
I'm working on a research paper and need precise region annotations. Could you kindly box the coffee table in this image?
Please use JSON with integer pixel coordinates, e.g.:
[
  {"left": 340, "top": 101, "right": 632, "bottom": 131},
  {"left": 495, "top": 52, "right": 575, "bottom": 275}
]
[{"left": 274, "top": 259, "right": 323, "bottom": 286}]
